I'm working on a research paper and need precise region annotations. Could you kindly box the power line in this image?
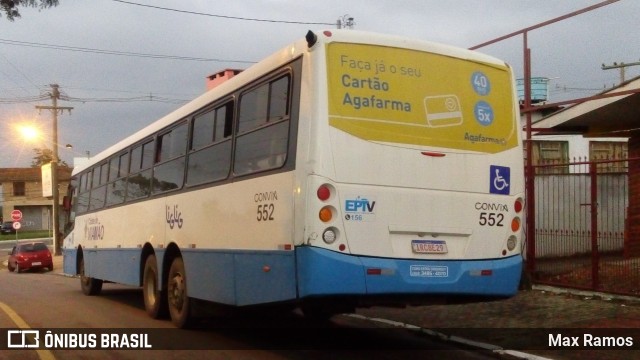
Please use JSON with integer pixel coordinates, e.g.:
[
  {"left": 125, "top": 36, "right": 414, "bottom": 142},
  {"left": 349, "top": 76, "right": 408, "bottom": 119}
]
[
  {"left": 63, "top": 95, "right": 189, "bottom": 105},
  {"left": 0, "top": 38, "right": 256, "bottom": 64},
  {"left": 111, "top": 0, "right": 336, "bottom": 26},
  {"left": 63, "top": 85, "right": 197, "bottom": 98},
  {"left": 0, "top": 52, "right": 42, "bottom": 94},
  {"left": 0, "top": 94, "right": 49, "bottom": 103},
  {"left": 0, "top": 94, "right": 190, "bottom": 105}
]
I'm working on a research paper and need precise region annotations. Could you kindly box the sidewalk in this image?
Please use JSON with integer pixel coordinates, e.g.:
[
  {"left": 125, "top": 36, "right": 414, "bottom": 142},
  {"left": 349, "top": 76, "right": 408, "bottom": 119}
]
[{"left": 356, "top": 286, "right": 640, "bottom": 360}]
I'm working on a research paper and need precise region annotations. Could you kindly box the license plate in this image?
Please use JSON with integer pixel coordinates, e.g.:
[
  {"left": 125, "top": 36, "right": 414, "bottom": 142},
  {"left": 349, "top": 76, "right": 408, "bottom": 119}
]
[
  {"left": 31, "top": 262, "right": 42, "bottom": 266},
  {"left": 411, "top": 240, "right": 448, "bottom": 254}
]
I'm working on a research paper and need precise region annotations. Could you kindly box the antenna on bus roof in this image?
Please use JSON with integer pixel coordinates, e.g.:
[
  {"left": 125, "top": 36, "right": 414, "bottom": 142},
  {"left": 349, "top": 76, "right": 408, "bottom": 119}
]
[
  {"left": 337, "top": 15, "right": 355, "bottom": 29},
  {"left": 306, "top": 30, "right": 318, "bottom": 48}
]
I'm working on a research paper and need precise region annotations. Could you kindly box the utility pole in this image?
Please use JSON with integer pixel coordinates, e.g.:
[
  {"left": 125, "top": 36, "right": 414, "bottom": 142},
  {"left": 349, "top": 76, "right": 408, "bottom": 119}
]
[
  {"left": 36, "top": 84, "right": 73, "bottom": 256},
  {"left": 601, "top": 60, "right": 640, "bottom": 84}
]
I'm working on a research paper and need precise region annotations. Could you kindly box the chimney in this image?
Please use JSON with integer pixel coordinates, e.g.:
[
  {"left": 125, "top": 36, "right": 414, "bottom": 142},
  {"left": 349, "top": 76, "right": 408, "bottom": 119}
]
[{"left": 206, "top": 69, "right": 243, "bottom": 91}]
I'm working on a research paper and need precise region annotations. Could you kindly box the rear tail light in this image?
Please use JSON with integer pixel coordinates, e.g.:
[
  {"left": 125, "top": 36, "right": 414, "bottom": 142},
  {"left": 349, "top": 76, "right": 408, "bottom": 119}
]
[
  {"left": 511, "top": 217, "right": 521, "bottom": 232},
  {"left": 514, "top": 198, "right": 524, "bottom": 213},
  {"left": 315, "top": 182, "right": 344, "bottom": 250},
  {"left": 504, "top": 198, "right": 523, "bottom": 255},
  {"left": 319, "top": 206, "right": 334, "bottom": 222},
  {"left": 317, "top": 185, "right": 331, "bottom": 201}
]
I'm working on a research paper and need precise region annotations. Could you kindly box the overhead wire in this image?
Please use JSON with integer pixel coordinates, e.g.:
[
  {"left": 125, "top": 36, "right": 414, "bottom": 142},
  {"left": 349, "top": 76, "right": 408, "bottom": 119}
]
[
  {"left": 0, "top": 38, "right": 256, "bottom": 64},
  {"left": 111, "top": 0, "right": 336, "bottom": 26},
  {"left": 0, "top": 1, "right": 336, "bottom": 107}
]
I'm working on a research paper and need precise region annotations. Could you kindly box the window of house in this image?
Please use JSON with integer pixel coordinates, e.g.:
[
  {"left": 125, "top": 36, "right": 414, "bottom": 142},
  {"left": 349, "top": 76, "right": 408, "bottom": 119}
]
[
  {"left": 590, "top": 141, "right": 628, "bottom": 173},
  {"left": 532, "top": 140, "right": 569, "bottom": 174},
  {"left": 13, "top": 182, "right": 25, "bottom": 196}
]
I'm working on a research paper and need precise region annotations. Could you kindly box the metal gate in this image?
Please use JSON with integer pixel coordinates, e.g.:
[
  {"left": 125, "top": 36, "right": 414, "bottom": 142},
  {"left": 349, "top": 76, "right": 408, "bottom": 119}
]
[{"left": 529, "top": 157, "right": 640, "bottom": 296}]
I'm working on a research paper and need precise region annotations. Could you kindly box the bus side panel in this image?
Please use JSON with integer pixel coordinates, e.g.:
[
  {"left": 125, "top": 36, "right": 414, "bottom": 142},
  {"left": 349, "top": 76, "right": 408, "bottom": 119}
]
[
  {"left": 183, "top": 250, "right": 297, "bottom": 306},
  {"left": 182, "top": 250, "right": 236, "bottom": 305},
  {"left": 63, "top": 247, "right": 77, "bottom": 275},
  {"left": 84, "top": 248, "right": 141, "bottom": 286},
  {"left": 234, "top": 251, "right": 297, "bottom": 306},
  {"left": 296, "top": 246, "right": 366, "bottom": 297}
]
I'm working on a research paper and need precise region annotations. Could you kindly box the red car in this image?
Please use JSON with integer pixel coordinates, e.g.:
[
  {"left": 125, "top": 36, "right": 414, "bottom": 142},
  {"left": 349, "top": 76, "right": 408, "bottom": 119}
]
[{"left": 7, "top": 242, "right": 53, "bottom": 273}]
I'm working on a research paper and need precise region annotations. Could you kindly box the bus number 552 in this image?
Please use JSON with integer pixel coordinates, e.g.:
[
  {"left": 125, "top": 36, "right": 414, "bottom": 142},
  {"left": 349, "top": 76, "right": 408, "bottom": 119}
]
[
  {"left": 257, "top": 204, "right": 275, "bottom": 221},
  {"left": 478, "top": 212, "right": 504, "bottom": 227}
]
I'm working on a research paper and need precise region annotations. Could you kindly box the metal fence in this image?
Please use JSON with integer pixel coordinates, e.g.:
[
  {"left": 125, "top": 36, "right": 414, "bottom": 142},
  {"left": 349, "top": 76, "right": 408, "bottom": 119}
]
[{"left": 529, "top": 157, "right": 640, "bottom": 296}]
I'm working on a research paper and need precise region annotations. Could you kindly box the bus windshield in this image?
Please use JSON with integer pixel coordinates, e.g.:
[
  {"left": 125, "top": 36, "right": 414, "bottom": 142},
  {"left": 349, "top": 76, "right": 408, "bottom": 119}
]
[{"left": 326, "top": 42, "right": 518, "bottom": 154}]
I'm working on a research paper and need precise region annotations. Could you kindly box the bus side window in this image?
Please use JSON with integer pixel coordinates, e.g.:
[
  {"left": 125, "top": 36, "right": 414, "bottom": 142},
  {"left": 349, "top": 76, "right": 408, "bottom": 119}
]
[
  {"left": 76, "top": 172, "right": 90, "bottom": 214},
  {"left": 106, "top": 152, "right": 129, "bottom": 206},
  {"left": 187, "top": 101, "right": 233, "bottom": 186},
  {"left": 153, "top": 122, "right": 188, "bottom": 193},
  {"left": 127, "top": 140, "right": 154, "bottom": 201},
  {"left": 234, "top": 75, "right": 290, "bottom": 176},
  {"left": 89, "top": 163, "right": 108, "bottom": 211},
  {"left": 238, "top": 83, "right": 269, "bottom": 133}
]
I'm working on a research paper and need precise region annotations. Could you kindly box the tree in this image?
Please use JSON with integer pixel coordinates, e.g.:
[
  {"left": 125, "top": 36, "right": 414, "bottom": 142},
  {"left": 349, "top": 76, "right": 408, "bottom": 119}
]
[
  {"left": 1, "top": 0, "right": 59, "bottom": 21},
  {"left": 31, "top": 148, "right": 70, "bottom": 168}
]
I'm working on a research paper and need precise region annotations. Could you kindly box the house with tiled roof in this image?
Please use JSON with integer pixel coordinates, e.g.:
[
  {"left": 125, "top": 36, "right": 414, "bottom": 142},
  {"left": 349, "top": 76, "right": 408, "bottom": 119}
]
[{"left": 0, "top": 167, "right": 72, "bottom": 232}]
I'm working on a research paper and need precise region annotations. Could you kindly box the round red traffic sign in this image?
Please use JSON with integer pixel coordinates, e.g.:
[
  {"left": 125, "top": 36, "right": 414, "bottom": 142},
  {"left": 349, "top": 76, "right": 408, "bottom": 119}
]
[
  {"left": 10, "top": 210, "right": 22, "bottom": 222},
  {"left": 12, "top": 222, "right": 21, "bottom": 230}
]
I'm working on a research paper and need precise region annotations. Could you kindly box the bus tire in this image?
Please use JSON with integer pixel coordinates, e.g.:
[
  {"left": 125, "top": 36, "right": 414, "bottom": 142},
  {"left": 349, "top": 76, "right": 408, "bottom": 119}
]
[
  {"left": 143, "top": 255, "right": 167, "bottom": 319},
  {"left": 167, "top": 257, "right": 192, "bottom": 328},
  {"left": 79, "top": 257, "right": 103, "bottom": 296}
]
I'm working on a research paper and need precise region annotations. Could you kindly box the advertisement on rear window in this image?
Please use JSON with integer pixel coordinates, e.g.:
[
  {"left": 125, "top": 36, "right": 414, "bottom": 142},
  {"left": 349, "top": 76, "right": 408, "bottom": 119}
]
[{"left": 326, "top": 42, "right": 518, "bottom": 153}]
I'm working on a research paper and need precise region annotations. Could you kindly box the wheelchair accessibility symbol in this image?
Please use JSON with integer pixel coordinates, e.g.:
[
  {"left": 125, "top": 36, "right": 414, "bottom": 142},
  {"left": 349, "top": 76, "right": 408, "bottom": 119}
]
[{"left": 490, "top": 165, "right": 510, "bottom": 195}]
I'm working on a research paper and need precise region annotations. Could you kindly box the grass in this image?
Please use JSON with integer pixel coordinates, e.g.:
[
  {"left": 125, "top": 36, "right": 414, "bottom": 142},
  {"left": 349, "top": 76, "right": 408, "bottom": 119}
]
[{"left": 0, "top": 230, "right": 51, "bottom": 242}]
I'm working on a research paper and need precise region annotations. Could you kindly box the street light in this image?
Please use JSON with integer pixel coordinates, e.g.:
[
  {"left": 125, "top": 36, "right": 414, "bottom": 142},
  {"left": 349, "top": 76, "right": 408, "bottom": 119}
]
[{"left": 17, "top": 124, "right": 41, "bottom": 142}]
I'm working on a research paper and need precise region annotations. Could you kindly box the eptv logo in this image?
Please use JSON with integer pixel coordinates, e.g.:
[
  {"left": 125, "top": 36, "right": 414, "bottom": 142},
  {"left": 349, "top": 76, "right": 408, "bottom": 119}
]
[
  {"left": 345, "top": 197, "right": 376, "bottom": 213},
  {"left": 344, "top": 196, "right": 377, "bottom": 222}
]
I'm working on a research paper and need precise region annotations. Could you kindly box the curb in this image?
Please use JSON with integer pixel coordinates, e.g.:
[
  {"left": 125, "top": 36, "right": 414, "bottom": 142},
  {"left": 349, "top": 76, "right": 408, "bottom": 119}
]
[
  {"left": 346, "top": 314, "right": 553, "bottom": 360},
  {"left": 532, "top": 284, "right": 640, "bottom": 303}
]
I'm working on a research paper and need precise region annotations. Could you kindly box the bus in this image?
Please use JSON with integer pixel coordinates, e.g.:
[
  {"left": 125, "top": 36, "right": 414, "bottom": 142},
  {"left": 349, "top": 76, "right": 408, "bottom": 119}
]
[{"left": 62, "top": 30, "right": 524, "bottom": 328}]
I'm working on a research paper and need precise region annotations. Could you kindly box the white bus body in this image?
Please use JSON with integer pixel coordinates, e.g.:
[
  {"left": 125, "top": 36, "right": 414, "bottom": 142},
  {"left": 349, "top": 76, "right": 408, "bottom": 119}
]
[{"left": 63, "top": 30, "right": 524, "bottom": 327}]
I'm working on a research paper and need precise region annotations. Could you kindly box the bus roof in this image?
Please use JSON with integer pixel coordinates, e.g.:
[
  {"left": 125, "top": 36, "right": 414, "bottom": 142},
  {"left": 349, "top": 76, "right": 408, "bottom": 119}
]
[{"left": 72, "top": 30, "right": 508, "bottom": 175}]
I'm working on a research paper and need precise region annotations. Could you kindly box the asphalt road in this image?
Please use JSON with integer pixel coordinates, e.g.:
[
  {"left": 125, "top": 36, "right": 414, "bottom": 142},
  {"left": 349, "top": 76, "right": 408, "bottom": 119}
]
[{"left": 0, "top": 266, "right": 504, "bottom": 360}]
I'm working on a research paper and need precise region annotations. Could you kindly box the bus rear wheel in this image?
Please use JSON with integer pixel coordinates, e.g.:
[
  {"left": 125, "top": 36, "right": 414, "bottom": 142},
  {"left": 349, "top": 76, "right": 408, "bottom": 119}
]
[
  {"left": 167, "top": 257, "right": 192, "bottom": 328},
  {"left": 143, "top": 255, "right": 167, "bottom": 319},
  {"left": 79, "top": 257, "right": 103, "bottom": 296}
]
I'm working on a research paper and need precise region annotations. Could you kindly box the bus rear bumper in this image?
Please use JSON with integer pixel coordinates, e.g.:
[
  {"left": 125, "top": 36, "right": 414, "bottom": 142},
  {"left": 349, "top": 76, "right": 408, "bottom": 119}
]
[{"left": 296, "top": 246, "right": 522, "bottom": 299}]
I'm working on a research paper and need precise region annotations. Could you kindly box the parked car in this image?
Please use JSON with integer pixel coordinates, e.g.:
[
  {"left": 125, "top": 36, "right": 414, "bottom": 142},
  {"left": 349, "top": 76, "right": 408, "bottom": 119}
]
[
  {"left": 1, "top": 221, "right": 16, "bottom": 235},
  {"left": 7, "top": 242, "right": 53, "bottom": 273}
]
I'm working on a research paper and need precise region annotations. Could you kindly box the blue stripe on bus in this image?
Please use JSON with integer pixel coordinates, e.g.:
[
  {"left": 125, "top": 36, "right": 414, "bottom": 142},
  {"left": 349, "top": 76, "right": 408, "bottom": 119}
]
[
  {"left": 63, "top": 247, "right": 298, "bottom": 306},
  {"left": 64, "top": 246, "right": 521, "bottom": 306},
  {"left": 295, "top": 246, "right": 522, "bottom": 298}
]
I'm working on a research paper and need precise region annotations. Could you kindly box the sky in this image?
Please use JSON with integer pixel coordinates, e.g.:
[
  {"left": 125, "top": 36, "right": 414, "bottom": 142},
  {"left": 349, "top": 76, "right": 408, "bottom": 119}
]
[{"left": 0, "top": 0, "right": 638, "bottom": 168}]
